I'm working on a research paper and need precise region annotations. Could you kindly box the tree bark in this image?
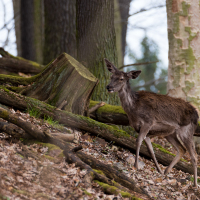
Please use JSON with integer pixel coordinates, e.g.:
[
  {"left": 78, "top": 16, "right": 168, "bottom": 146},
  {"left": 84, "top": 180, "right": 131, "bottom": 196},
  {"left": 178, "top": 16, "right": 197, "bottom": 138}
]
[
  {"left": 0, "top": 57, "right": 42, "bottom": 74},
  {"left": 114, "top": 0, "right": 131, "bottom": 66},
  {"left": 77, "top": 0, "right": 120, "bottom": 105},
  {"left": 0, "top": 88, "right": 199, "bottom": 175},
  {"left": 43, "top": 0, "right": 77, "bottom": 64},
  {"left": 0, "top": 47, "right": 44, "bottom": 75},
  {"left": 166, "top": 0, "right": 200, "bottom": 110},
  {"left": 22, "top": 53, "right": 98, "bottom": 115},
  {"left": 14, "top": 0, "right": 44, "bottom": 63}
]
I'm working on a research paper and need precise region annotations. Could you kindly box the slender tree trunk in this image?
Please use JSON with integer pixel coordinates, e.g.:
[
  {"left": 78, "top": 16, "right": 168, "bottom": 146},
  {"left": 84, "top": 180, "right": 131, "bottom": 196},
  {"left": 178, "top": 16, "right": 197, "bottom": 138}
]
[
  {"left": 114, "top": 0, "right": 131, "bottom": 66},
  {"left": 13, "top": 0, "right": 21, "bottom": 57},
  {"left": 114, "top": 0, "right": 123, "bottom": 67},
  {"left": 43, "top": 0, "right": 77, "bottom": 64},
  {"left": 166, "top": 0, "right": 200, "bottom": 110},
  {"left": 77, "top": 0, "right": 120, "bottom": 105},
  {"left": 13, "top": 0, "right": 44, "bottom": 63}
]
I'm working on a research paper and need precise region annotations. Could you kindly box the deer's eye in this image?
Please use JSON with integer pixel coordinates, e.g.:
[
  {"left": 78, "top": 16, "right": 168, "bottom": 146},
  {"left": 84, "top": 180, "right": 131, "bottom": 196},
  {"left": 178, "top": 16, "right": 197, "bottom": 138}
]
[{"left": 120, "top": 78, "right": 124, "bottom": 81}]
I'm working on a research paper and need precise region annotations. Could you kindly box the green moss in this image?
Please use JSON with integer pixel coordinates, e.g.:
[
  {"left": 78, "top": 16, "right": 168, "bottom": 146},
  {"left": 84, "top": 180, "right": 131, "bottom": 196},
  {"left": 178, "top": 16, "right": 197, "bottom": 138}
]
[
  {"left": 89, "top": 100, "right": 126, "bottom": 114},
  {"left": 93, "top": 169, "right": 105, "bottom": 176},
  {"left": 95, "top": 181, "right": 142, "bottom": 200},
  {"left": 16, "top": 153, "right": 24, "bottom": 158},
  {"left": 185, "top": 26, "right": 197, "bottom": 42},
  {"left": 172, "top": 66, "right": 184, "bottom": 87},
  {"left": 13, "top": 189, "right": 29, "bottom": 196},
  {"left": 152, "top": 143, "right": 188, "bottom": 162},
  {"left": 63, "top": 53, "right": 98, "bottom": 82},
  {"left": 182, "top": 47, "right": 195, "bottom": 75},
  {"left": 82, "top": 189, "right": 92, "bottom": 196},
  {"left": 172, "top": 13, "right": 180, "bottom": 34},
  {"left": 94, "top": 181, "right": 119, "bottom": 195},
  {"left": 180, "top": 1, "right": 190, "bottom": 16},
  {"left": 177, "top": 38, "right": 183, "bottom": 47},
  {"left": 75, "top": 113, "right": 130, "bottom": 138},
  {"left": 182, "top": 80, "right": 194, "bottom": 94}
]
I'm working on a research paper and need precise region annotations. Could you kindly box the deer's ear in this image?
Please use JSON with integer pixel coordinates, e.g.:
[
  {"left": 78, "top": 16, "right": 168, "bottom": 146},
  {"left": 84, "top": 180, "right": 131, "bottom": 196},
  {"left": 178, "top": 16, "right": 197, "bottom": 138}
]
[
  {"left": 104, "top": 58, "right": 117, "bottom": 73},
  {"left": 127, "top": 70, "right": 141, "bottom": 79}
]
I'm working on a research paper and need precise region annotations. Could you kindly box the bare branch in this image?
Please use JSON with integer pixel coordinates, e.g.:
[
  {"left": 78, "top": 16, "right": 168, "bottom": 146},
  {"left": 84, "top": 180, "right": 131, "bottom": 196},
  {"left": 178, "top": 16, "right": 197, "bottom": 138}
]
[
  {"left": 129, "top": 5, "right": 166, "bottom": 18},
  {"left": 119, "top": 60, "right": 159, "bottom": 70},
  {"left": 133, "top": 76, "right": 166, "bottom": 89}
]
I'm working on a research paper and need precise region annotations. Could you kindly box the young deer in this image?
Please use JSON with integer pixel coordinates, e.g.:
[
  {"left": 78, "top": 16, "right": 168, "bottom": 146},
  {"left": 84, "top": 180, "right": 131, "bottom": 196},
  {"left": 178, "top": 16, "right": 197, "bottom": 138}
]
[{"left": 104, "top": 58, "right": 199, "bottom": 187}]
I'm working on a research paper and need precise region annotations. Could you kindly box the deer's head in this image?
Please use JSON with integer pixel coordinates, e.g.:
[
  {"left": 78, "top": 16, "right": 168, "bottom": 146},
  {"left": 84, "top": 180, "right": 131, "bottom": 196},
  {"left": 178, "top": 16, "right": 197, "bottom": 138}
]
[{"left": 104, "top": 58, "right": 141, "bottom": 93}]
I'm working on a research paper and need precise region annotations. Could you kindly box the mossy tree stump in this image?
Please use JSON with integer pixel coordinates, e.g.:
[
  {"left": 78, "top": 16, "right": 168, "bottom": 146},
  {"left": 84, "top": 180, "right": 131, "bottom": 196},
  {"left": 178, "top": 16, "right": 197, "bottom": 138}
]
[{"left": 22, "top": 53, "right": 98, "bottom": 115}]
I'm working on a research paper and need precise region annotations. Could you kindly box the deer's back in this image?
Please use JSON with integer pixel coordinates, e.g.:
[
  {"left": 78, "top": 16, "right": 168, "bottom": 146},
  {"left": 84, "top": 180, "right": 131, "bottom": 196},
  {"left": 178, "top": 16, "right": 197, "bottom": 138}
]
[{"left": 132, "top": 91, "right": 198, "bottom": 127}]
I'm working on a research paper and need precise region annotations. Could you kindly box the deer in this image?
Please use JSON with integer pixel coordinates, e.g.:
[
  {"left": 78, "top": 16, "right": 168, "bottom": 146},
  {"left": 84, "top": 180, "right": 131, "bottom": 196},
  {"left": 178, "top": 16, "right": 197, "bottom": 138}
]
[{"left": 104, "top": 58, "right": 199, "bottom": 187}]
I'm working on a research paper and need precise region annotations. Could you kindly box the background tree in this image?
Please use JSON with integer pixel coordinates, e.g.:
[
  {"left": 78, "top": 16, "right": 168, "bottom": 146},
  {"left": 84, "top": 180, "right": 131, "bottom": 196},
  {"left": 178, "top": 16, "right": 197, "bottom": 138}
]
[
  {"left": 76, "top": 0, "right": 120, "bottom": 104},
  {"left": 127, "top": 35, "right": 167, "bottom": 94},
  {"left": 43, "top": 0, "right": 76, "bottom": 64},
  {"left": 166, "top": 0, "right": 200, "bottom": 110},
  {"left": 13, "top": 0, "right": 44, "bottom": 63},
  {"left": 114, "top": 0, "right": 131, "bottom": 67}
]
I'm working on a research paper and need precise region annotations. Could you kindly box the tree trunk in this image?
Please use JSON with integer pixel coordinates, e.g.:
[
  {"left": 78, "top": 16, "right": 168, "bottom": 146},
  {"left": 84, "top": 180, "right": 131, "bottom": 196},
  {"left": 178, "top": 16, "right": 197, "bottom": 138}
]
[
  {"left": 77, "top": 0, "right": 120, "bottom": 105},
  {"left": 12, "top": 0, "right": 21, "bottom": 57},
  {"left": 43, "top": 0, "right": 77, "bottom": 64},
  {"left": 19, "top": 0, "right": 44, "bottom": 63},
  {"left": 114, "top": 0, "right": 131, "bottom": 66},
  {"left": 22, "top": 53, "right": 98, "bottom": 115},
  {"left": 166, "top": 0, "right": 200, "bottom": 110}
]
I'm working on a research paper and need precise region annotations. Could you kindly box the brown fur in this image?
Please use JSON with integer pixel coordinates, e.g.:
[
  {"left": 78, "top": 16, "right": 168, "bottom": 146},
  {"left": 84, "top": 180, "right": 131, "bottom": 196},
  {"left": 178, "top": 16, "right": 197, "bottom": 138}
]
[{"left": 104, "top": 58, "right": 199, "bottom": 187}]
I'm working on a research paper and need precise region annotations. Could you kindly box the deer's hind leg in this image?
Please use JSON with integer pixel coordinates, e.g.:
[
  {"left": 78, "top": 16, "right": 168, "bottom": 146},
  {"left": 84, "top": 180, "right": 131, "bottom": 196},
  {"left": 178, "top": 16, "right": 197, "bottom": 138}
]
[
  {"left": 164, "top": 132, "right": 186, "bottom": 175},
  {"left": 177, "top": 124, "right": 198, "bottom": 187}
]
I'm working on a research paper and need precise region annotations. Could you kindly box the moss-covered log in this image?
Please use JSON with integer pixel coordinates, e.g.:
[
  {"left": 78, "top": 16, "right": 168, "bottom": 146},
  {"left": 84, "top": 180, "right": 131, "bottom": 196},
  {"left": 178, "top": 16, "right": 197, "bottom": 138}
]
[
  {"left": 89, "top": 100, "right": 200, "bottom": 137},
  {"left": 0, "top": 47, "right": 44, "bottom": 74},
  {"left": 89, "top": 100, "right": 129, "bottom": 125},
  {"left": 0, "top": 57, "right": 42, "bottom": 74},
  {"left": 0, "top": 88, "right": 199, "bottom": 176},
  {"left": 22, "top": 53, "right": 98, "bottom": 115}
]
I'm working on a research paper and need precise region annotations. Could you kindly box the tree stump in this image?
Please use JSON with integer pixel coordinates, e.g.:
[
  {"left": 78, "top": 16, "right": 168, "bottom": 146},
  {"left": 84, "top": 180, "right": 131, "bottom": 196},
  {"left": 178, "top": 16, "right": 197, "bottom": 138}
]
[{"left": 22, "top": 53, "right": 98, "bottom": 115}]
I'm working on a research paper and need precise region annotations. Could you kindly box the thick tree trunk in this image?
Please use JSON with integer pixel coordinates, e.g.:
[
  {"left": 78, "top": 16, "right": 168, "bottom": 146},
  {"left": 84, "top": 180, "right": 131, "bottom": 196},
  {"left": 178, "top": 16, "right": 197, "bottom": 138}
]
[
  {"left": 43, "top": 0, "right": 77, "bottom": 64},
  {"left": 166, "top": 0, "right": 200, "bottom": 110},
  {"left": 0, "top": 88, "right": 199, "bottom": 175},
  {"left": 77, "top": 0, "right": 120, "bottom": 105},
  {"left": 22, "top": 53, "right": 98, "bottom": 115}
]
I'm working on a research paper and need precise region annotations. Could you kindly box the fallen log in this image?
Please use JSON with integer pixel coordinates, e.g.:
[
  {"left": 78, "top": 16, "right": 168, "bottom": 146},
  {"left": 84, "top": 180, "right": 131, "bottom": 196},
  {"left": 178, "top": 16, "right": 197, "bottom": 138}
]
[
  {"left": 0, "top": 88, "right": 199, "bottom": 176},
  {"left": 0, "top": 106, "right": 149, "bottom": 199},
  {"left": 0, "top": 47, "right": 43, "bottom": 75}
]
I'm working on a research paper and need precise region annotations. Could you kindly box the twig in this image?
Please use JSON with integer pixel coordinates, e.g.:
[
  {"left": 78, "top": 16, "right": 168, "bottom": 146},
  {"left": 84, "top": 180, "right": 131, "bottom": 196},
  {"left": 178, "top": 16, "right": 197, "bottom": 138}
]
[
  {"left": 129, "top": 5, "right": 165, "bottom": 17},
  {"left": 119, "top": 60, "right": 159, "bottom": 70},
  {"left": 133, "top": 76, "right": 166, "bottom": 89},
  {"left": 88, "top": 102, "right": 105, "bottom": 114}
]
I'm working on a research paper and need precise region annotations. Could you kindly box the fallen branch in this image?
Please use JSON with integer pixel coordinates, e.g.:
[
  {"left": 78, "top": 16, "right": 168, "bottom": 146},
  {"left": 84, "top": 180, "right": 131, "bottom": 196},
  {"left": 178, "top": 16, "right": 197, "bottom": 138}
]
[
  {"left": 0, "top": 88, "right": 199, "bottom": 176},
  {"left": 119, "top": 60, "right": 159, "bottom": 70}
]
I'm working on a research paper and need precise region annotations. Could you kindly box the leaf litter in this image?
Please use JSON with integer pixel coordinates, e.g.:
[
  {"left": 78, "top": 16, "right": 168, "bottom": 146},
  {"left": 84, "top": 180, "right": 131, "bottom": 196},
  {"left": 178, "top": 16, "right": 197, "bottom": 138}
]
[{"left": 0, "top": 108, "right": 200, "bottom": 199}]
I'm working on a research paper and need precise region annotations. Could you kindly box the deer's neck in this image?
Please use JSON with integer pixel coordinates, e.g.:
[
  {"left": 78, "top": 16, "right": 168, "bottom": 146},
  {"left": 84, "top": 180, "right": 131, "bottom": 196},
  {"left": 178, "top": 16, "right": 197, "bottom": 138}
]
[{"left": 118, "top": 82, "right": 137, "bottom": 109}]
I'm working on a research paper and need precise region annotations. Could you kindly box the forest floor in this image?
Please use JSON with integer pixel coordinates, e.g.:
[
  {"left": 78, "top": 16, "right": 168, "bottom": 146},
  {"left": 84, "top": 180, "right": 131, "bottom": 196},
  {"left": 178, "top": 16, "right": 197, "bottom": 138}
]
[{"left": 0, "top": 108, "right": 200, "bottom": 200}]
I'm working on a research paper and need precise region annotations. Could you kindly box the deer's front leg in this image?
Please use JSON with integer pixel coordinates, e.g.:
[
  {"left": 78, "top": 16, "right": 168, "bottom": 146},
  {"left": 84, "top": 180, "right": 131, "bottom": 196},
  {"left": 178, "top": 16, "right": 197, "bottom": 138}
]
[{"left": 134, "top": 125, "right": 151, "bottom": 170}]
